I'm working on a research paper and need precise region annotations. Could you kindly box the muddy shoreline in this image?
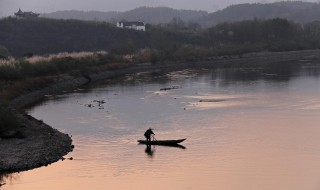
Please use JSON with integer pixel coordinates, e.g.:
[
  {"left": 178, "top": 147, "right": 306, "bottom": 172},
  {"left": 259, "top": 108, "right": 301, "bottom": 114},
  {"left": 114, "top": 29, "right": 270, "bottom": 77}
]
[
  {"left": 0, "top": 112, "right": 73, "bottom": 173},
  {"left": 1, "top": 49, "right": 320, "bottom": 175}
]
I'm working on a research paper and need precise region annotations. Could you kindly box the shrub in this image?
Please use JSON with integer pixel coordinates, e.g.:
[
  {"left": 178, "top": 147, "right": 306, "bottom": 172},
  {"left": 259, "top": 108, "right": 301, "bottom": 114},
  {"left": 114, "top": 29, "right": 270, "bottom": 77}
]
[{"left": 0, "top": 45, "right": 10, "bottom": 59}]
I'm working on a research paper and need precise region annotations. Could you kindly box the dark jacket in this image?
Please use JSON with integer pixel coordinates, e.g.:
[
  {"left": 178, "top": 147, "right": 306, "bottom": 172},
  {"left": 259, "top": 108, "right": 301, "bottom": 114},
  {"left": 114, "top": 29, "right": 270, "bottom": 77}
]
[{"left": 144, "top": 128, "right": 155, "bottom": 139}]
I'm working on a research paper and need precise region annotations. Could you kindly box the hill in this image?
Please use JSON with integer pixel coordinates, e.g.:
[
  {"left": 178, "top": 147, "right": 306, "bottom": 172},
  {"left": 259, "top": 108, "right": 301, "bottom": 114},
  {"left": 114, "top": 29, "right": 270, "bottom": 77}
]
[
  {"left": 113, "top": 7, "right": 208, "bottom": 24},
  {"left": 41, "top": 10, "right": 119, "bottom": 21},
  {"left": 41, "top": 7, "right": 208, "bottom": 24},
  {"left": 198, "top": 1, "right": 320, "bottom": 27},
  {"left": 41, "top": 2, "right": 320, "bottom": 27}
]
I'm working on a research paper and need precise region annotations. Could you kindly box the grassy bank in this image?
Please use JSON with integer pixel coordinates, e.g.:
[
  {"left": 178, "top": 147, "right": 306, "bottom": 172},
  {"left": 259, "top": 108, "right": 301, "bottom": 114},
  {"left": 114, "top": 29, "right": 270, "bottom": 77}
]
[
  {"left": 0, "top": 51, "right": 135, "bottom": 101},
  {"left": 0, "top": 51, "right": 129, "bottom": 80}
]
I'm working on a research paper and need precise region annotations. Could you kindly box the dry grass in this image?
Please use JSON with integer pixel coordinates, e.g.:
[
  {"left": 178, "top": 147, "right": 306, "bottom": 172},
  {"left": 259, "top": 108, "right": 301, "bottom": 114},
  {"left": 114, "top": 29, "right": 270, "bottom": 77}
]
[
  {"left": 0, "top": 51, "right": 109, "bottom": 67},
  {"left": 0, "top": 51, "right": 123, "bottom": 80},
  {"left": 0, "top": 57, "right": 16, "bottom": 66},
  {"left": 130, "top": 48, "right": 154, "bottom": 63},
  {"left": 25, "top": 51, "right": 108, "bottom": 64}
]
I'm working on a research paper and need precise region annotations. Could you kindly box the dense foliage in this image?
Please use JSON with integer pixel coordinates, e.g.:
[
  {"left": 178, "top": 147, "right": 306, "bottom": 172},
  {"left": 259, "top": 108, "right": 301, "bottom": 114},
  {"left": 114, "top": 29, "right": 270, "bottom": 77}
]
[
  {"left": 0, "top": 17, "right": 147, "bottom": 56},
  {"left": 148, "top": 18, "right": 320, "bottom": 61},
  {"left": 1, "top": 16, "right": 320, "bottom": 82},
  {"left": 1, "top": 17, "right": 320, "bottom": 62},
  {"left": 0, "top": 45, "right": 10, "bottom": 58}
]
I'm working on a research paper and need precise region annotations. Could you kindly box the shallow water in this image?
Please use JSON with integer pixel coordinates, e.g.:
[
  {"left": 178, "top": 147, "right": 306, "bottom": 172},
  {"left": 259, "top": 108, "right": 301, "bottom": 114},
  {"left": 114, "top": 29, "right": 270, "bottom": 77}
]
[{"left": 2, "top": 65, "right": 320, "bottom": 190}]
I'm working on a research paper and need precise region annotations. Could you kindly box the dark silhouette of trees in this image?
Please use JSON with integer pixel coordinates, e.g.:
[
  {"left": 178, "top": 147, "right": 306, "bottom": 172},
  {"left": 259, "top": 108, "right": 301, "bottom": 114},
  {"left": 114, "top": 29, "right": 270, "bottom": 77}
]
[
  {"left": 1, "top": 17, "right": 320, "bottom": 59},
  {"left": 0, "top": 17, "right": 147, "bottom": 56},
  {"left": 0, "top": 45, "right": 10, "bottom": 58}
]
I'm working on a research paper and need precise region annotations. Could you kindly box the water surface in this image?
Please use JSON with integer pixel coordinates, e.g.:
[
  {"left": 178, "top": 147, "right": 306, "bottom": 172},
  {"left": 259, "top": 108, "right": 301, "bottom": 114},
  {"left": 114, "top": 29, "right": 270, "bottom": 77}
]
[{"left": 2, "top": 65, "right": 320, "bottom": 190}]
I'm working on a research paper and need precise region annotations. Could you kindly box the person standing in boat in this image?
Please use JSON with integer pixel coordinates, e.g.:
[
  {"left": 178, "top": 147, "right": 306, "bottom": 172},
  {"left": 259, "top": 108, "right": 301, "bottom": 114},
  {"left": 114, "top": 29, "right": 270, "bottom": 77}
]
[{"left": 144, "top": 128, "right": 155, "bottom": 142}]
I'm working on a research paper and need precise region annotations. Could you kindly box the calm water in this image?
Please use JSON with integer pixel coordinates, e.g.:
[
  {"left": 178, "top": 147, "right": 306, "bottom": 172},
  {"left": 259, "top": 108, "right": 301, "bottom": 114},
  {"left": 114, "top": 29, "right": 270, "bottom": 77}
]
[{"left": 2, "top": 65, "right": 320, "bottom": 190}]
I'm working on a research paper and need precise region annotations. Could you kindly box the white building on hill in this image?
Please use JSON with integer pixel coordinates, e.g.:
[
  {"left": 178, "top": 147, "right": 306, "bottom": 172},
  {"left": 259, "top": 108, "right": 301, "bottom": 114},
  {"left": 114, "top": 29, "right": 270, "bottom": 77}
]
[{"left": 116, "top": 21, "right": 146, "bottom": 31}]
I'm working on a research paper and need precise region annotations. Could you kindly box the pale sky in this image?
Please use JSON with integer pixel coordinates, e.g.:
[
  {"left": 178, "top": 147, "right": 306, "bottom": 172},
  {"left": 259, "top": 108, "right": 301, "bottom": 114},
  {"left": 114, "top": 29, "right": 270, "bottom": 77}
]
[{"left": 0, "top": 0, "right": 318, "bottom": 17}]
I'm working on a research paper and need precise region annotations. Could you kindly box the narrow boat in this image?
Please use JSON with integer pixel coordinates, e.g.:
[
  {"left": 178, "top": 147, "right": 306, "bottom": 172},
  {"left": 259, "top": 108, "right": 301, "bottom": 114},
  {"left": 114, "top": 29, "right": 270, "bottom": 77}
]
[{"left": 137, "top": 138, "right": 186, "bottom": 145}]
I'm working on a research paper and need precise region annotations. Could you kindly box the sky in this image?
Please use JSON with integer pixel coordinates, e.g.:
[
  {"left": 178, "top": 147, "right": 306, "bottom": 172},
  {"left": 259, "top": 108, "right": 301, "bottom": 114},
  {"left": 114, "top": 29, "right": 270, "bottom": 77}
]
[{"left": 0, "top": 0, "right": 319, "bottom": 17}]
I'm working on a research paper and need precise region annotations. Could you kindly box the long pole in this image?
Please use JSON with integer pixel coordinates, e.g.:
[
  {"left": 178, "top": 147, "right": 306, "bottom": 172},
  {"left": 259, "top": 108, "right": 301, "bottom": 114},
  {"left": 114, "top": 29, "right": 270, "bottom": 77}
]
[{"left": 152, "top": 134, "right": 157, "bottom": 141}]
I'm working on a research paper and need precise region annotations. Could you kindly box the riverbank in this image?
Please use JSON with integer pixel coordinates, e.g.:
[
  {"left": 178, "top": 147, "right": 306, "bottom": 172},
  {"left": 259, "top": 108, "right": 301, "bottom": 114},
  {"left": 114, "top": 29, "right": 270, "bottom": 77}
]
[
  {"left": 0, "top": 111, "right": 73, "bottom": 172},
  {"left": 1, "top": 49, "right": 320, "bottom": 174}
]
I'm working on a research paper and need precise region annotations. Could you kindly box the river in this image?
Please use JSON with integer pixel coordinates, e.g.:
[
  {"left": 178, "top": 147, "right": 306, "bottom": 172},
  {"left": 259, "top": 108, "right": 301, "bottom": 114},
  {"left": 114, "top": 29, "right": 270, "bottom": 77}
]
[{"left": 2, "top": 64, "right": 320, "bottom": 190}]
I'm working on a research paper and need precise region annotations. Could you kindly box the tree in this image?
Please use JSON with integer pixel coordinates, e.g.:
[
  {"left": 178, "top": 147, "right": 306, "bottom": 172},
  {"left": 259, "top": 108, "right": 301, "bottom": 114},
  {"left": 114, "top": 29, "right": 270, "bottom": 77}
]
[{"left": 0, "top": 45, "right": 10, "bottom": 59}]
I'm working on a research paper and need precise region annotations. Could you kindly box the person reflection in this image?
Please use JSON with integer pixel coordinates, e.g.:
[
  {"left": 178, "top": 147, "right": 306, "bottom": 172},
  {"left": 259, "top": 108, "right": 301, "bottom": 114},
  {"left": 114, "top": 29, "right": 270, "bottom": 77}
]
[{"left": 145, "top": 145, "right": 155, "bottom": 157}]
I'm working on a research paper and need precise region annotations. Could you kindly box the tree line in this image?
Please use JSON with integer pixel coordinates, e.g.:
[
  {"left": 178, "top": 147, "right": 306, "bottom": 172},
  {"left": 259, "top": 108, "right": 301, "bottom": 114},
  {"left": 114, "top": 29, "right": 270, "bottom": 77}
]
[{"left": 1, "top": 17, "right": 320, "bottom": 60}]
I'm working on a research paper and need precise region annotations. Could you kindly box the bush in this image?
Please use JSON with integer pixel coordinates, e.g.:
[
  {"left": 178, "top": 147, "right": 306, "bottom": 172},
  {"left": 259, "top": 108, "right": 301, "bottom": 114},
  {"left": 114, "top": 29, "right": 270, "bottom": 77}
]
[
  {"left": 0, "top": 63, "right": 23, "bottom": 80},
  {"left": 0, "top": 45, "right": 10, "bottom": 59}
]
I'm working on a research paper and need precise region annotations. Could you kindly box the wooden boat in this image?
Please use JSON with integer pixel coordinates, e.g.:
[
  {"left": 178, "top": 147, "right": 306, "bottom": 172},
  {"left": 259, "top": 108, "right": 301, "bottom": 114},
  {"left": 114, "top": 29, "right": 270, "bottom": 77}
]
[{"left": 137, "top": 138, "right": 186, "bottom": 145}]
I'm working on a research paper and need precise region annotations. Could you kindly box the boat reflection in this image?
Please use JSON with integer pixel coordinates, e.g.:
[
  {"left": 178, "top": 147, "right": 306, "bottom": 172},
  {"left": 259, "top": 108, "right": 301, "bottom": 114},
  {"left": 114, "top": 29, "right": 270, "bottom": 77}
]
[{"left": 142, "top": 144, "right": 186, "bottom": 157}]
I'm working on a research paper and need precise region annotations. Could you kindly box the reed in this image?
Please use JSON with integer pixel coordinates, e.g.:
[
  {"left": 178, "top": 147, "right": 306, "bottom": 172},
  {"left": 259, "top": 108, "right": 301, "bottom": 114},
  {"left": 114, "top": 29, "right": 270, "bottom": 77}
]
[{"left": 0, "top": 51, "right": 125, "bottom": 80}]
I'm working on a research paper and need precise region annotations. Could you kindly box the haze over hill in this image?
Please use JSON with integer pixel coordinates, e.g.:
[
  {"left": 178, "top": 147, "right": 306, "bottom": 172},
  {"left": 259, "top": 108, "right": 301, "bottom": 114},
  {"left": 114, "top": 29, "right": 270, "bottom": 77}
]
[
  {"left": 1, "top": 0, "right": 295, "bottom": 18},
  {"left": 41, "top": 7, "right": 208, "bottom": 24},
  {"left": 40, "top": 2, "right": 320, "bottom": 27},
  {"left": 198, "top": 1, "right": 320, "bottom": 27}
]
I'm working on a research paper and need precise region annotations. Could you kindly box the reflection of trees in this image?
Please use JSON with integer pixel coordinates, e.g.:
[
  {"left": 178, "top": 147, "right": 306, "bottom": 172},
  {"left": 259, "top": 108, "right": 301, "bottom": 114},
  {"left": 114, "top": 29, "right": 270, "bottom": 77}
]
[
  {"left": 300, "top": 66, "right": 320, "bottom": 77},
  {"left": 210, "top": 62, "right": 306, "bottom": 86},
  {"left": 80, "top": 64, "right": 320, "bottom": 93}
]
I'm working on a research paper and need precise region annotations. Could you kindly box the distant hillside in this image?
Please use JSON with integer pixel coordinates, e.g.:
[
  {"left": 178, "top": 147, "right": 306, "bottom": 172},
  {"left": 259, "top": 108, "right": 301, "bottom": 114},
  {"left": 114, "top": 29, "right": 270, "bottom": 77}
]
[
  {"left": 42, "top": 2, "right": 320, "bottom": 27},
  {"left": 41, "top": 7, "right": 208, "bottom": 24},
  {"left": 198, "top": 1, "right": 320, "bottom": 27},
  {"left": 113, "top": 7, "right": 208, "bottom": 24},
  {"left": 41, "top": 10, "right": 119, "bottom": 21}
]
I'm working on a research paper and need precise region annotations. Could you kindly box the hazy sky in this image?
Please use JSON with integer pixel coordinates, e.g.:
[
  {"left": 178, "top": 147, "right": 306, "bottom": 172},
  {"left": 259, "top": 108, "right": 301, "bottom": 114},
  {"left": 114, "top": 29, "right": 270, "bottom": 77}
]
[{"left": 0, "top": 0, "right": 318, "bottom": 17}]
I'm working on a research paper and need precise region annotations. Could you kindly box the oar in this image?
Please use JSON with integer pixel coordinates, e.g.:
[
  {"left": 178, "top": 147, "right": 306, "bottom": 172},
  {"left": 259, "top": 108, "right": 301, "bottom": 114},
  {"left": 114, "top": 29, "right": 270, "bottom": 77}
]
[
  {"left": 152, "top": 134, "right": 157, "bottom": 141},
  {"left": 152, "top": 135, "right": 157, "bottom": 148}
]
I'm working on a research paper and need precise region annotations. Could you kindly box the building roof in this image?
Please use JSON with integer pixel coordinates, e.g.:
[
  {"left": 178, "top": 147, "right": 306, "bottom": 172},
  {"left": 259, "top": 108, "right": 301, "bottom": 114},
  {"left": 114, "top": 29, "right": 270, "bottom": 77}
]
[
  {"left": 16, "top": 9, "right": 23, "bottom": 14},
  {"left": 14, "top": 9, "right": 39, "bottom": 17}
]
